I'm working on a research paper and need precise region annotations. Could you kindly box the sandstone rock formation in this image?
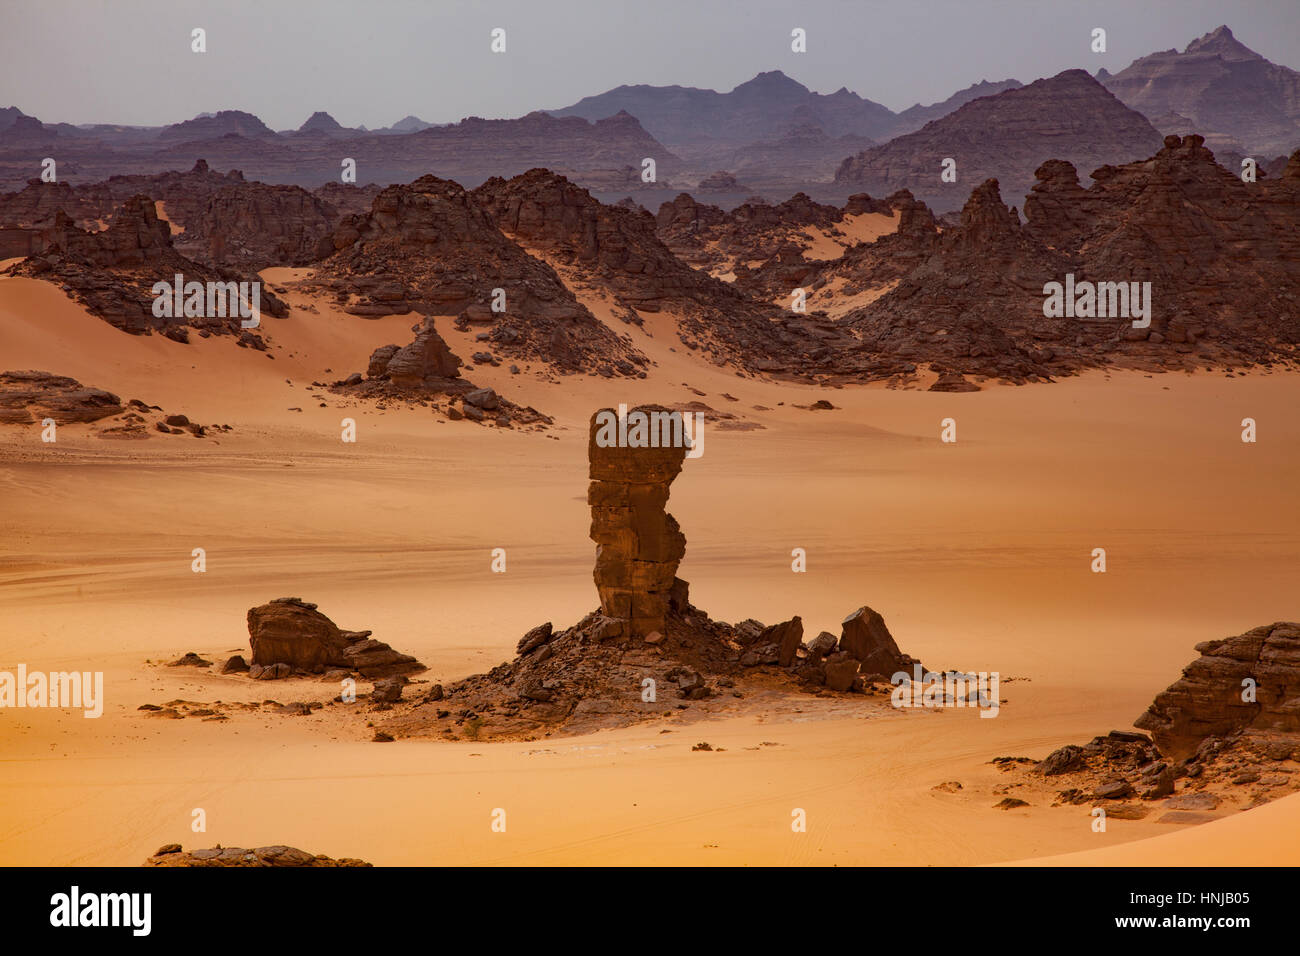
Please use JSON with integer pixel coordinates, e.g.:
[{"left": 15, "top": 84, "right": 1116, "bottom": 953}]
[
  {"left": 1136, "top": 622, "right": 1300, "bottom": 759},
  {"left": 368, "top": 319, "right": 463, "bottom": 386},
  {"left": 473, "top": 169, "right": 812, "bottom": 376},
  {"left": 145, "top": 843, "right": 370, "bottom": 867},
  {"left": 366, "top": 410, "right": 929, "bottom": 742},
  {"left": 820, "top": 136, "right": 1300, "bottom": 382},
  {"left": 246, "top": 597, "right": 424, "bottom": 678},
  {"left": 655, "top": 188, "right": 847, "bottom": 274},
  {"left": 0, "top": 370, "right": 123, "bottom": 423},
  {"left": 587, "top": 405, "right": 688, "bottom": 638},
  {"left": 840, "top": 605, "right": 923, "bottom": 678},
  {"left": 307, "top": 174, "right": 642, "bottom": 376},
  {"left": 4, "top": 193, "right": 287, "bottom": 336}
]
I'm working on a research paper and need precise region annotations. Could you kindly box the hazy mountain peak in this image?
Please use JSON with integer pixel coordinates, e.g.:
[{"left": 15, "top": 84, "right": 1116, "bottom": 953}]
[
  {"left": 298, "top": 111, "right": 343, "bottom": 133},
  {"left": 1185, "top": 25, "right": 1259, "bottom": 61},
  {"left": 730, "top": 70, "right": 808, "bottom": 96}
]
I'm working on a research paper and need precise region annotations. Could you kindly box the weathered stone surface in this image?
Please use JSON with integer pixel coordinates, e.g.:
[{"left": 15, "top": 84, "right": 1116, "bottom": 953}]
[
  {"left": 0, "top": 370, "right": 123, "bottom": 424},
  {"left": 824, "top": 653, "right": 861, "bottom": 692},
  {"left": 246, "top": 597, "right": 424, "bottom": 678},
  {"left": 219, "top": 655, "right": 249, "bottom": 674},
  {"left": 516, "top": 622, "right": 554, "bottom": 656},
  {"left": 144, "top": 844, "right": 371, "bottom": 867},
  {"left": 1135, "top": 622, "right": 1300, "bottom": 759},
  {"left": 587, "top": 406, "right": 688, "bottom": 638},
  {"left": 383, "top": 320, "right": 462, "bottom": 387},
  {"left": 761, "top": 616, "right": 803, "bottom": 667},
  {"left": 805, "top": 631, "right": 838, "bottom": 659},
  {"left": 839, "top": 605, "right": 918, "bottom": 677}
]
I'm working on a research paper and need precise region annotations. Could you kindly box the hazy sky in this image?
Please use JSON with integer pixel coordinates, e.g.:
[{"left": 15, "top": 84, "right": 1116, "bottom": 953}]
[{"left": 2, "top": 0, "right": 1298, "bottom": 129}]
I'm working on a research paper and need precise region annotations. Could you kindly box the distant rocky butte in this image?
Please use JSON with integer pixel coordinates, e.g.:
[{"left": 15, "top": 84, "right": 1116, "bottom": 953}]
[
  {"left": 1102, "top": 26, "right": 1300, "bottom": 156},
  {"left": 294, "top": 111, "right": 347, "bottom": 135},
  {"left": 553, "top": 70, "right": 898, "bottom": 154},
  {"left": 834, "top": 70, "right": 1164, "bottom": 212},
  {"left": 158, "top": 109, "right": 278, "bottom": 141}
]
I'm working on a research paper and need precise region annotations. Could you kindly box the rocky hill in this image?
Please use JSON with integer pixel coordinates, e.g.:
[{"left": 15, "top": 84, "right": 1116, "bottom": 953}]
[
  {"left": 472, "top": 169, "right": 829, "bottom": 375},
  {"left": 834, "top": 70, "right": 1164, "bottom": 212},
  {"left": 305, "top": 174, "right": 644, "bottom": 376},
  {"left": 4, "top": 194, "right": 286, "bottom": 338},
  {"left": 553, "top": 70, "right": 897, "bottom": 154},
  {"left": 832, "top": 135, "right": 1300, "bottom": 382}
]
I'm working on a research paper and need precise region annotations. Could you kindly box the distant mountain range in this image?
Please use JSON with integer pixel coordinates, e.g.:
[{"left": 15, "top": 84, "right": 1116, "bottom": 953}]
[
  {"left": 0, "top": 25, "right": 1294, "bottom": 200},
  {"left": 1100, "top": 25, "right": 1300, "bottom": 155},
  {"left": 835, "top": 70, "right": 1165, "bottom": 211}
]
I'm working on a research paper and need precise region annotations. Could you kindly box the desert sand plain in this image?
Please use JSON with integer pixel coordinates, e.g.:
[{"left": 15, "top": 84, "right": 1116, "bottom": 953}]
[{"left": 1, "top": 267, "right": 1298, "bottom": 866}]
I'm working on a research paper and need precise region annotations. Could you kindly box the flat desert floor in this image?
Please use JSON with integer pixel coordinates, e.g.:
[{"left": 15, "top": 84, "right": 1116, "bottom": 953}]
[{"left": 1, "top": 272, "right": 1298, "bottom": 865}]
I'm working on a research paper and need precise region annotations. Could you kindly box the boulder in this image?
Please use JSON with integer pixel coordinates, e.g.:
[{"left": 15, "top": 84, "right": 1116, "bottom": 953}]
[
  {"left": 824, "top": 653, "right": 861, "bottom": 692},
  {"left": 805, "top": 631, "right": 838, "bottom": 659},
  {"left": 838, "top": 605, "right": 916, "bottom": 678},
  {"left": 761, "top": 616, "right": 803, "bottom": 667},
  {"left": 516, "top": 622, "right": 554, "bottom": 656},
  {"left": 245, "top": 597, "right": 424, "bottom": 678}
]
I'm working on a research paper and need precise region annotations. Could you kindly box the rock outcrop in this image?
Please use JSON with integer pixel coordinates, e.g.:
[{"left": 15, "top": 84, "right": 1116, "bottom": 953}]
[
  {"left": 823, "top": 136, "right": 1300, "bottom": 382},
  {"left": 4, "top": 193, "right": 286, "bottom": 336},
  {"left": 0, "top": 370, "right": 123, "bottom": 423},
  {"left": 307, "top": 174, "right": 642, "bottom": 376},
  {"left": 368, "top": 319, "right": 463, "bottom": 386},
  {"left": 839, "top": 606, "right": 923, "bottom": 678},
  {"left": 587, "top": 405, "right": 689, "bottom": 638},
  {"left": 145, "top": 843, "right": 370, "bottom": 867},
  {"left": 1136, "top": 622, "right": 1300, "bottom": 759},
  {"left": 475, "top": 169, "right": 822, "bottom": 375},
  {"left": 246, "top": 597, "right": 424, "bottom": 678}
]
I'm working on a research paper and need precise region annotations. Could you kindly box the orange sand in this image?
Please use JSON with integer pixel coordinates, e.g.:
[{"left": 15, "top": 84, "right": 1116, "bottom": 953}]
[{"left": 1, "top": 271, "right": 1297, "bottom": 865}]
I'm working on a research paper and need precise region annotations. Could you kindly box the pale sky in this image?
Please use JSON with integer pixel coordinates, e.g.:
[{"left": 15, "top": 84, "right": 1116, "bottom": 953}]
[{"left": 2, "top": 0, "right": 1298, "bottom": 129}]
